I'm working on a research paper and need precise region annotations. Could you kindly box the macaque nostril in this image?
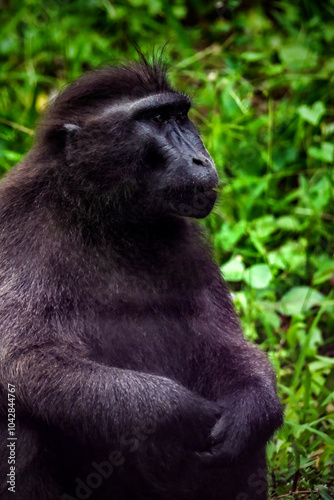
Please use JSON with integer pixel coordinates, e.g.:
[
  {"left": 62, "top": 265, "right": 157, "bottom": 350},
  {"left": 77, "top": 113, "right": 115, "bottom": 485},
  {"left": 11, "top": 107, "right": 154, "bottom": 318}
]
[{"left": 193, "top": 158, "right": 204, "bottom": 166}]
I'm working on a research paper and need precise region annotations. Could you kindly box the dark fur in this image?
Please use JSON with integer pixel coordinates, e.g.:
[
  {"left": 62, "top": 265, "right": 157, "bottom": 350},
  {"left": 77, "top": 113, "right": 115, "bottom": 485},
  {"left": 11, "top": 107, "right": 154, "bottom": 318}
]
[{"left": 0, "top": 58, "right": 282, "bottom": 500}]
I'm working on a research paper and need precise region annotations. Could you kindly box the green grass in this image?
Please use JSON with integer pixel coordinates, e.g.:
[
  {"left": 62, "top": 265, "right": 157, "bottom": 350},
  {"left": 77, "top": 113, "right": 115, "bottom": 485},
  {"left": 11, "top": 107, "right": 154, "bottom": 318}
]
[{"left": 1, "top": 0, "right": 333, "bottom": 497}]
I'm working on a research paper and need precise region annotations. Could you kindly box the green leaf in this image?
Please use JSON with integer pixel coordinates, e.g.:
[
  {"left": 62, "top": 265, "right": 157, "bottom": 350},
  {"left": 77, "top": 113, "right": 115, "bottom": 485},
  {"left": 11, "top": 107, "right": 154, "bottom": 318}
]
[
  {"left": 276, "top": 216, "right": 300, "bottom": 231},
  {"left": 286, "top": 322, "right": 305, "bottom": 349},
  {"left": 214, "top": 220, "right": 247, "bottom": 252},
  {"left": 279, "top": 45, "right": 318, "bottom": 71},
  {"left": 241, "top": 52, "right": 266, "bottom": 62},
  {"left": 309, "top": 355, "right": 334, "bottom": 372},
  {"left": 278, "top": 287, "right": 325, "bottom": 316},
  {"left": 267, "top": 251, "right": 286, "bottom": 270},
  {"left": 297, "top": 101, "right": 326, "bottom": 126},
  {"left": 313, "top": 258, "right": 334, "bottom": 285},
  {"left": 308, "top": 142, "right": 334, "bottom": 163},
  {"left": 307, "top": 326, "right": 323, "bottom": 356},
  {"left": 252, "top": 215, "right": 276, "bottom": 239},
  {"left": 243, "top": 264, "right": 272, "bottom": 289},
  {"left": 221, "top": 258, "right": 245, "bottom": 281},
  {"left": 258, "top": 308, "right": 280, "bottom": 329},
  {"left": 317, "top": 486, "right": 334, "bottom": 500},
  {"left": 4, "top": 150, "right": 24, "bottom": 163},
  {"left": 267, "top": 240, "right": 307, "bottom": 271}
]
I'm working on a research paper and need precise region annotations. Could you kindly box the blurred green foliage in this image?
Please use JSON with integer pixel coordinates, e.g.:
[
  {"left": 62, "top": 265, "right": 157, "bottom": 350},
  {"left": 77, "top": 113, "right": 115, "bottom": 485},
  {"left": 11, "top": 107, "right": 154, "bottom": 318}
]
[{"left": 1, "top": 0, "right": 333, "bottom": 497}]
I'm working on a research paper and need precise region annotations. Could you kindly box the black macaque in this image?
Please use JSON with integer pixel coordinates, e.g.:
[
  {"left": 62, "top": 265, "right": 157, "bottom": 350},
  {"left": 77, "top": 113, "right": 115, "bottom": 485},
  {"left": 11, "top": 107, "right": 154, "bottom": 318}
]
[{"left": 0, "top": 55, "right": 282, "bottom": 500}]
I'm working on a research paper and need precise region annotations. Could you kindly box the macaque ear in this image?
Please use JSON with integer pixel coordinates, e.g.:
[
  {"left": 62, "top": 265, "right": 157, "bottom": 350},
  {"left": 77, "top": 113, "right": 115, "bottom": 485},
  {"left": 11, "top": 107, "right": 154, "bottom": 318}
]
[
  {"left": 63, "top": 123, "right": 81, "bottom": 144},
  {"left": 62, "top": 124, "right": 81, "bottom": 162},
  {"left": 63, "top": 123, "right": 81, "bottom": 134}
]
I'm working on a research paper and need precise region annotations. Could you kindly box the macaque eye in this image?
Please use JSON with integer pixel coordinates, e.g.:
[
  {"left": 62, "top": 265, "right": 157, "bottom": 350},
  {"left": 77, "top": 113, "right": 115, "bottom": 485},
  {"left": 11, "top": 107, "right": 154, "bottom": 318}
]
[
  {"left": 152, "top": 114, "right": 165, "bottom": 124},
  {"left": 177, "top": 111, "right": 188, "bottom": 123}
]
